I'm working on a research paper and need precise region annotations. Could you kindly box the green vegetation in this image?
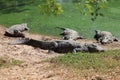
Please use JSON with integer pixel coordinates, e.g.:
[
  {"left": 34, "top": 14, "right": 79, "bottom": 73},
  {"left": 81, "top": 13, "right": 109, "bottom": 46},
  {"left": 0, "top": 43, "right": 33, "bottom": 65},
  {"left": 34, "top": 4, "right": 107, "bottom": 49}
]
[
  {"left": 0, "top": 0, "right": 40, "bottom": 14},
  {"left": 0, "top": 57, "right": 22, "bottom": 68},
  {"left": 0, "top": 1, "right": 120, "bottom": 38},
  {"left": 0, "top": 0, "right": 120, "bottom": 76},
  {"left": 39, "top": 0, "right": 107, "bottom": 20},
  {"left": 49, "top": 50, "right": 120, "bottom": 72},
  {"left": 39, "top": 0, "right": 63, "bottom": 16}
]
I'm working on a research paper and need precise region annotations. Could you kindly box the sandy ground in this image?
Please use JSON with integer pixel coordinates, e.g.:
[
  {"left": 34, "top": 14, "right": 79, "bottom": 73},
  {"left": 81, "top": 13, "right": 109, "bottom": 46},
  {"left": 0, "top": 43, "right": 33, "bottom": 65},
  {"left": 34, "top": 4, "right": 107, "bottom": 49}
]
[{"left": 0, "top": 26, "right": 120, "bottom": 80}]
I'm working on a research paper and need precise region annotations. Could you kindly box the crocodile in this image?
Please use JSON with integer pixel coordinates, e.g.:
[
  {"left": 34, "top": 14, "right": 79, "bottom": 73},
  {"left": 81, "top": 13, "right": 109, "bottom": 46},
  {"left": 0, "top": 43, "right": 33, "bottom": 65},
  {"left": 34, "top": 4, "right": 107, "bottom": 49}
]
[
  {"left": 10, "top": 38, "right": 105, "bottom": 53},
  {"left": 56, "top": 27, "right": 84, "bottom": 40},
  {"left": 4, "top": 23, "right": 29, "bottom": 37},
  {"left": 94, "top": 30, "right": 118, "bottom": 44}
]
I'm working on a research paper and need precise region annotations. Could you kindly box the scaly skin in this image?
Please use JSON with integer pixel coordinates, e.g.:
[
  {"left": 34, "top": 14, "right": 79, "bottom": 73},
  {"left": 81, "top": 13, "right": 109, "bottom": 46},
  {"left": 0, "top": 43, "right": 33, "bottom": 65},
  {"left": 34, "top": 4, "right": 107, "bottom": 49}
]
[
  {"left": 94, "top": 30, "right": 119, "bottom": 44},
  {"left": 10, "top": 38, "right": 105, "bottom": 53},
  {"left": 56, "top": 27, "right": 84, "bottom": 40},
  {"left": 4, "top": 23, "right": 29, "bottom": 37}
]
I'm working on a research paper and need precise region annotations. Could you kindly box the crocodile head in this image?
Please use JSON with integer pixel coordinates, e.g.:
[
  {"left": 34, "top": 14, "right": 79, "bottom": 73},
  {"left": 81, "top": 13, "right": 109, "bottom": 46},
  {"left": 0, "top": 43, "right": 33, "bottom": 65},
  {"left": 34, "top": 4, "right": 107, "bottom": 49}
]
[{"left": 87, "top": 44, "right": 105, "bottom": 52}]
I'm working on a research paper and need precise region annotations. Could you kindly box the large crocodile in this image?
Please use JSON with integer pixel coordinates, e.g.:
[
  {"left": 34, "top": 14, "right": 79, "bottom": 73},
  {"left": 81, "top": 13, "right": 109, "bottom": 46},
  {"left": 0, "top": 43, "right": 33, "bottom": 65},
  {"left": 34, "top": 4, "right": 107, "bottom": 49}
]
[
  {"left": 10, "top": 38, "right": 105, "bottom": 53},
  {"left": 4, "top": 23, "right": 29, "bottom": 37}
]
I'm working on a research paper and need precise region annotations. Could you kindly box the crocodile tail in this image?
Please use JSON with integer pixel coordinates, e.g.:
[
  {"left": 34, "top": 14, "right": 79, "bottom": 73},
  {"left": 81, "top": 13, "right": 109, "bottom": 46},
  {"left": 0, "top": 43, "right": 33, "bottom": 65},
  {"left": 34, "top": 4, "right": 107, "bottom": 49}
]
[{"left": 9, "top": 38, "right": 30, "bottom": 45}]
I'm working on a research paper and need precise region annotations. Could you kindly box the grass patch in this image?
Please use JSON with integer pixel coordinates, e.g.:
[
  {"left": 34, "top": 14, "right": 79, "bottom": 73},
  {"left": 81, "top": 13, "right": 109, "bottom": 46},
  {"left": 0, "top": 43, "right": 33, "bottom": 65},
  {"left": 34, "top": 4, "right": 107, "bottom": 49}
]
[
  {"left": 49, "top": 50, "right": 120, "bottom": 72},
  {"left": 0, "top": 1, "right": 120, "bottom": 38},
  {"left": 0, "top": 57, "right": 22, "bottom": 68}
]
